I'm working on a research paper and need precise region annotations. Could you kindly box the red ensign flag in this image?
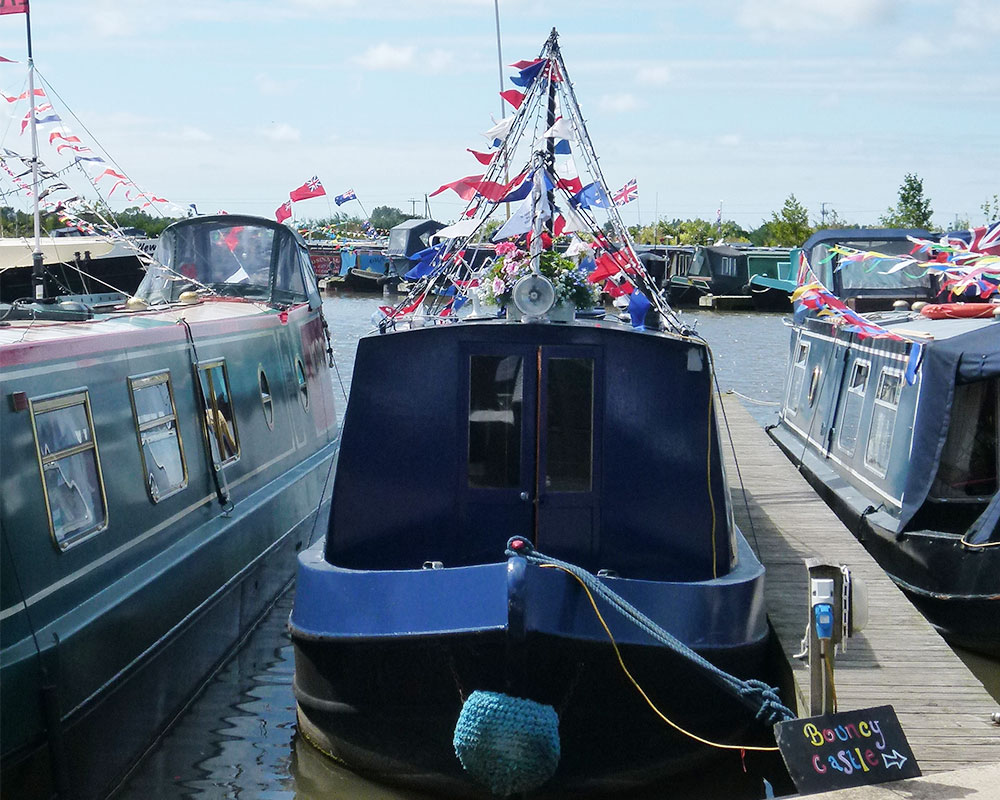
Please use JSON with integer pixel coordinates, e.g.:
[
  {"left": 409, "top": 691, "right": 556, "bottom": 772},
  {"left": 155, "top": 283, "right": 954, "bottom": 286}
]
[{"left": 0, "top": 0, "right": 29, "bottom": 16}]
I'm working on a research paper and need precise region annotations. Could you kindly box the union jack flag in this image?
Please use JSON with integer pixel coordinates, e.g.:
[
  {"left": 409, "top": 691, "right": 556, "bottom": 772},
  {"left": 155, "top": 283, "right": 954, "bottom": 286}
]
[
  {"left": 613, "top": 178, "right": 638, "bottom": 206},
  {"left": 970, "top": 221, "right": 1000, "bottom": 256}
]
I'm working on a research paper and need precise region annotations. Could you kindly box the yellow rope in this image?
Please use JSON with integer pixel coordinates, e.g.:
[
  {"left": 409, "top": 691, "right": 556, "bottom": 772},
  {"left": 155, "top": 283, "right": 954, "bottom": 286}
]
[{"left": 541, "top": 563, "right": 779, "bottom": 752}]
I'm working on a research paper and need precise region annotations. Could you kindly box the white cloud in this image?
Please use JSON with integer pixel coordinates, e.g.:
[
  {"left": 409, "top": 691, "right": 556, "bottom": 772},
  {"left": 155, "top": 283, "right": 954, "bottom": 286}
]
[
  {"left": 636, "top": 65, "right": 671, "bottom": 86},
  {"left": 737, "top": 0, "right": 897, "bottom": 32},
  {"left": 715, "top": 134, "right": 742, "bottom": 147},
  {"left": 178, "top": 126, "right": 212, "bottom": 142},
  {"left": 599, "top": 94, "right": 641, "bottom": 113},
  {"left": 258, "top": 124, "right": 301, "bottom": 142},
  {"left": 255, "top": 74, "right": 299, "bottom": 96},
  {"left": 426, "top": 49, "right": 456, "bottom": 75},
  {"left": 354, "top": 43, "right": 416, "bottom": 70}
]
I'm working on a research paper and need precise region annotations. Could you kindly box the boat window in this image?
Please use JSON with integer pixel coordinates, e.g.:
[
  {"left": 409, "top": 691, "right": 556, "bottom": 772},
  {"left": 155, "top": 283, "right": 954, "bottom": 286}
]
[
  {"left": 836, "top": 359, "right": 870, "bottom": 456},
  {"left": 719, "top": 255, "right": 738, "bottom": 277},
  {"left": 468, "top": 355, "right": 522, "bottom": 488},
  {"left": 295, "top": 357, "right": 309, "bottom": 410},
  {"left": 545, "top": 358, "right": 594, "bottom": 492},
  {"left": 259, "top": 367, "right": 274, "bottom": 429},
  {"left": 198, "top": 360, "right": 240, "bottom": 465},
  {"left": 30, "top": 390, "right": 107, "bottom": 549},
  {"left": 930, "top": 379, "right": 998, "bottom": 500},
  {"left": 673, "top": 252, "right": 692, "bottom": 276},
  {"left": 785, "top": 340, "right": 810, "bottom": 414},
  {"left": 128, "top": 372, "right": 187, "bottom": 502},
  {"left": 864, "top": 368, "right": 903, "bottom": 476},
  {"left": 690, "top": 249, "right": 710, "bottom": 277}
]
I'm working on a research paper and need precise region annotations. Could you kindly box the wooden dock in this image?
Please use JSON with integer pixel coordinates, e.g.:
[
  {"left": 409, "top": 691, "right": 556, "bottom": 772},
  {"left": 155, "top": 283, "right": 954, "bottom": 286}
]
[{"left": 720, "top": 396, "right": 1000, "bottom": 776}]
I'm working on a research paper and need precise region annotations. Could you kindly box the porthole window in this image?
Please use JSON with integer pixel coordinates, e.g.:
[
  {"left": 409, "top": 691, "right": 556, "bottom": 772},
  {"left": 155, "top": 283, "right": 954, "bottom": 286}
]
[
  {"left": 30, "top": 389, "right": 108, "bottom": 549},
  {"left": 295, "top": 356, "right": 309, "bottom": 410},
  {"left": 128, "top": 371, "right": 188, "bottom": 502},
  {"left": 259, "top": 367, "right": 274, "bottom": 429}
]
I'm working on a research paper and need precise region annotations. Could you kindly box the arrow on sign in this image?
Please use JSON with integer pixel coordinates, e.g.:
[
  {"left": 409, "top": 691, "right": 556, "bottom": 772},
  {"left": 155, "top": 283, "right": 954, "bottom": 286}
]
[{"left": 882, "top": 750, "right": 909, "bottom": 770}]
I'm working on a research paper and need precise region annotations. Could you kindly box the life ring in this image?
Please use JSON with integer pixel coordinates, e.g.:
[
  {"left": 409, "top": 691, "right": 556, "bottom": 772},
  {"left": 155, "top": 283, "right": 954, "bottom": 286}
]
[{"left": 920, "top": 303, "right": 998, "bottom": 320}]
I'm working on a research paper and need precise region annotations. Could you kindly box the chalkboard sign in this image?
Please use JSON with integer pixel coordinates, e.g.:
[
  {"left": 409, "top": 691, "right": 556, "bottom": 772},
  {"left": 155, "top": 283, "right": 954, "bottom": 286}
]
[{"left": 774, "top": 705, "right": 920, "bottom": 794}]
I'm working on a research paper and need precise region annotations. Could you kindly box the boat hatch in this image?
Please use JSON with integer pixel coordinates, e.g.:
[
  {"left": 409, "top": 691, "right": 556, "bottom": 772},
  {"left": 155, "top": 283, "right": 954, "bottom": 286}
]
[{"left": 463, "top": 344, "right": 601, "bottom": 562}]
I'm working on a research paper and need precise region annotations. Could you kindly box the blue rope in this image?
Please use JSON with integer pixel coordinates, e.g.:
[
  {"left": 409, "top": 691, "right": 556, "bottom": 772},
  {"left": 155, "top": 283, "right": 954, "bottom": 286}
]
[{"left": 505, "top": 537, "right": 796, "bottom": 725}]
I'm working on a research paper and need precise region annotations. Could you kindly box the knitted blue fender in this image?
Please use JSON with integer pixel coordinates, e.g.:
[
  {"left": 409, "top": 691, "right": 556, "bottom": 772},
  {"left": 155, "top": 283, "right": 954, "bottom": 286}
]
[{"left": 453, "top": 690, "right": 560, "bottom": 796}]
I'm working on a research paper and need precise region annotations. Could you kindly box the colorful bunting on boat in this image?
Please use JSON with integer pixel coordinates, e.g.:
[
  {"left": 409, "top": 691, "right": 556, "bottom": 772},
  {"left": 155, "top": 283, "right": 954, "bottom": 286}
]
[
  {"left": 466, "top": 148, "right": 496, "bottom": 166},
  {"left": 509, "top": 59, "right": 547, "bottom": 87},
  {"left": 570, "top": 181, "right": 612, "bottom": 210},
  {"left": 499, "top": 89, "right": 525, "bottom": 110},
  {"left": 2, "top": 87, "right": 43, "bottom": 103},
  {"left": 791, "top": 282, "right": 904, "bottom": 340}
]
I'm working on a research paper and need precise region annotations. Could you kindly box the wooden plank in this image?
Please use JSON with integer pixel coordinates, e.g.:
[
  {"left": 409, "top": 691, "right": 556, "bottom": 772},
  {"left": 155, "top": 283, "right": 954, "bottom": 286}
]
[{"left": 719, "top": 397, "right": 1000, "bottom": 775}]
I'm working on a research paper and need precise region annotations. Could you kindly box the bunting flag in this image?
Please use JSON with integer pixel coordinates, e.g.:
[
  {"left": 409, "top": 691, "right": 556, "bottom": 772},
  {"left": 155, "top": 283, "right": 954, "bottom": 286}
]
[
  {"left": 613, "top": 178, "right": 638, "bottom": 206},
  {"left": 430, "top": 173, "right": 485, "bottom": 201},
  {"left": 553, "top": 139, "right": 572, "bottom": 155},
  {"left": 334, "top": 188, "right": 356, "bottom": 205},
  {"left": 0, "top": 0, "right": 28, "bottom": 15},
  {"left": 510, "top": 59, "right": 547, "bottom": 87},
  {"left": 466, "top": 148, "right": 496, "bottom": 165},
  {"left": 570, "top": 181, "right": 612, "bottom": 210},
  {"left": 492, "top": 173, "right": 551, "bottom": 241},
  {"left": 542, "top": 117, "right": 575, "bottom": 141},
  {"left": 275, "top": 201, "right": 292, "bottom": 223},
  {"left": 499, "top": 89, "right": 525, "bottom": 110},
  {"left": 290, "top": 176, "right": 326, "bottom": 201},
  {"left": 483, "top": 116, "right": 514, "bottom": 147},
  {"left": 21, "top": 103, "right": 60, "bottom": 134},
  {"left": 791, "top": 282, "right": 902, "bottom": 340},
  {"left": 2, "top": 87, "right": 44, "bottom": 103}
]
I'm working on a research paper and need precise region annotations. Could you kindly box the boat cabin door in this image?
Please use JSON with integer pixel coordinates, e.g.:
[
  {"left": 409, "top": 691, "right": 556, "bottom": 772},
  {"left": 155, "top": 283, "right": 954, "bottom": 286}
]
[{"left": 462, "top": 344, "right": 601, "bottom": 563}]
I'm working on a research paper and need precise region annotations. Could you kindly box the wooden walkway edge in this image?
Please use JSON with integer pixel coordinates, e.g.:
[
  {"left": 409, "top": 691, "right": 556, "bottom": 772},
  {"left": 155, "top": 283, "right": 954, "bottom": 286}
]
[{"left": 720, "top": 396, "right": 1000, "bottom": 776}]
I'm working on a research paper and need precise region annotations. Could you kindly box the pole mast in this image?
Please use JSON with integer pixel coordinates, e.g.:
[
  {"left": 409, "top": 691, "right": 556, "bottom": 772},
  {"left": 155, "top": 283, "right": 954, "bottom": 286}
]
[{"left": 25, "top": 2, "right": 44, "bottom": 298}]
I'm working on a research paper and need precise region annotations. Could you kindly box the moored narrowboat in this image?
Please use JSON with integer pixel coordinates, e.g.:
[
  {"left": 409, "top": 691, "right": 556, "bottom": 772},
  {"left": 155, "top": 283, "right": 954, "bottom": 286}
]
[
  {"left": 290, "top": 29, "right": 793, "bottom": 799},
  {"left": 0, "top": 214, "right": 340, "bottom": 799},
  {"left": 769, "top": 286, "right": 999, "bottom": 654}
]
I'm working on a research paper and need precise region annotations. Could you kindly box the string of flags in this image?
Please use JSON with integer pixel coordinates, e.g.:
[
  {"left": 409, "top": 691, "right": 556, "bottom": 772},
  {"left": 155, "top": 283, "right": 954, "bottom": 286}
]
[{"left": 0, "top": 81, "right": 180, "bottom": 220}]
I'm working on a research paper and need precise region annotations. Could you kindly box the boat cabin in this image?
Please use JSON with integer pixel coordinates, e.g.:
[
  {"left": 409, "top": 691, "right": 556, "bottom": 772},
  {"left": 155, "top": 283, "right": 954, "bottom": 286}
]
[
  {"left": 326, "top": 321, "right": 736, "bottom": 582},
  {"left": 801, "top": 228, "right": 936, "bottom": 311}
]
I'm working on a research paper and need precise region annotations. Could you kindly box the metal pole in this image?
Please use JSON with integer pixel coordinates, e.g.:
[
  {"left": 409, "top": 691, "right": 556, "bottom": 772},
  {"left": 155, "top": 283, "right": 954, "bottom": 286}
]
[{"left": 26, "top": 5, "right": 44, "bottom": 299}]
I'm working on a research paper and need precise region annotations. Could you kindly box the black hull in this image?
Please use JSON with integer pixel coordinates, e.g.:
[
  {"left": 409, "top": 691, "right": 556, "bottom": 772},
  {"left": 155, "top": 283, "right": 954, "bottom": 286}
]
[
  {"left": 769, "top": 425, "right": 1000, "bottom": 657},
  {"left": 1, "top": 466, "right": 334, "bottom": 800},
  {"left": 749, "top": 286, "right": 791, "bottom": 312},
  {"left": 291, "top": 630, "right": 781, "bottom": 797},
  {"left": 343, "top": 268, "right": 397, "bottom": 293},
  {"left": 0, "top": 253, "right": 146, "bottom": 304}
]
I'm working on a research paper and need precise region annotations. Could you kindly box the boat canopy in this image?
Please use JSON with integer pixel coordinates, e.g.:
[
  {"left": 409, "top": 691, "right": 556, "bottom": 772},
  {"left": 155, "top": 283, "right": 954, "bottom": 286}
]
[
  {"left": 135, "top": 215, "right": 320, "bottom": 307},
  {"left": 801, "top": 228, "right": 935, "bottom": 293},
  {"left": 386, "top": 219, "right": 446, "bottom": 259},
  {"left": 900, "top": 321, "right": 1000, "bottom": 530}
]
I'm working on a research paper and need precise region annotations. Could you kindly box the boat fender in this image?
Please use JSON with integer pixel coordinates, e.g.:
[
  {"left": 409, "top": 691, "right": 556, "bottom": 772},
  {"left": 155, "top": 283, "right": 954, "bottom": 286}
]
[
  {"left": 920, "top": 303, "right": 998, "bottom": 320},
  {"left": 453, "top": 690, "right": 560, "bottom": 796}
]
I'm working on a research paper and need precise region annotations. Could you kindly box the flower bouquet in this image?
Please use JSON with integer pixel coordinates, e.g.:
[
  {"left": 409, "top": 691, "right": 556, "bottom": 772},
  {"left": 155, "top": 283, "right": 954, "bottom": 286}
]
[{"left": 480, "top": 244, "right": 599, "bottom": 312}]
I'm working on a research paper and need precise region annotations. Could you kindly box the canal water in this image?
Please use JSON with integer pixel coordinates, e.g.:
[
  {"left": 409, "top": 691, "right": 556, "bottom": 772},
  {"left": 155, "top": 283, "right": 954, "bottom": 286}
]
[{"left": 113, "top": 296, "right": 798, "bottom": 799}]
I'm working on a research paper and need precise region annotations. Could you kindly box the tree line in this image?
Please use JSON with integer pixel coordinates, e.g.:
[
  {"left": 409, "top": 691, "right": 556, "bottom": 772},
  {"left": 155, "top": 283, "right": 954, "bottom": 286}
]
[{"left": 631, "top": 175, "right": 998, "bottom": 247}]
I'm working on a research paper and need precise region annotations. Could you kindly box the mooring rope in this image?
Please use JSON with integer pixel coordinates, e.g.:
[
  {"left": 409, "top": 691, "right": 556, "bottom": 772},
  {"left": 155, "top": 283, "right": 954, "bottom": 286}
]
[{"left": 505, "top": 537, "right": 796, "bottom": 733}]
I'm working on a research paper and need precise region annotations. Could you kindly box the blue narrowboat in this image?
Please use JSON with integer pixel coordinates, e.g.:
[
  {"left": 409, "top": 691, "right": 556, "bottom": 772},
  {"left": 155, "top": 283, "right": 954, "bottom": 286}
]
[
  {"left": 0, "top": 215, "right": 339, "bottom": 798},
  {"left": 290, "top": 29, "right": 792, "bottom": 798},
  {"left": 770, "top": 303, "right": 1000, "bottom": 655}
]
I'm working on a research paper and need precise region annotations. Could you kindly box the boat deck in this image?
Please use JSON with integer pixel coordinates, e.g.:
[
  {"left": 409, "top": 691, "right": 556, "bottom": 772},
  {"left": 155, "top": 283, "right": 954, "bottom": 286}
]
[{"left": 720, "top": 397, "right": 1000, "bottom": 776}]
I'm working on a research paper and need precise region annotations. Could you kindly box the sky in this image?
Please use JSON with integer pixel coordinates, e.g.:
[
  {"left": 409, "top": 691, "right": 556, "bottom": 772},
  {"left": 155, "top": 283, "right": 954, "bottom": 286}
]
[{"left": 0, "top": 0, "right": 997, "bottom": 232}]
